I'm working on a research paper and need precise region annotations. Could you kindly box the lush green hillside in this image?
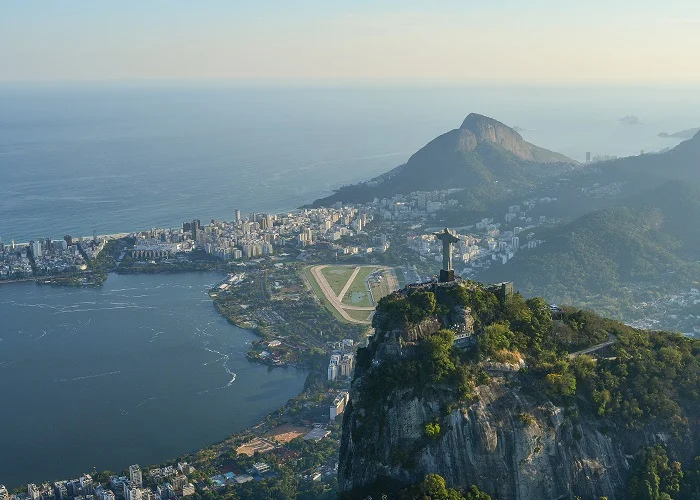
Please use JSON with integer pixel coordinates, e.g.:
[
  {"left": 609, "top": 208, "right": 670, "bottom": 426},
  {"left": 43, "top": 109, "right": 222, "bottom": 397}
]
[
  {"left": 370, "top": 283, "right": 700, "bottom": 431},
  {"left": 483, "top": 181, "right": 700, "bottom": 313},
  {"left": 435, "top": 129, "right": 700, "bottom": 229},
  {"left": 340, "top": 280, "right": 700, "bottom": 498}
]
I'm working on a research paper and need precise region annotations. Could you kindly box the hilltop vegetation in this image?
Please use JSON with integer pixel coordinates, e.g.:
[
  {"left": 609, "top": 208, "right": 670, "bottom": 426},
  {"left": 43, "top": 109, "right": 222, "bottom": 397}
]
[
  {"left": 370, "top": 283, "right": 700, "bottom": 431},
  {"left": 341, "top": 280, "right": 700, "bottom": 498},
  {"left": 396, "top": 474, "right": 491, "bottom": 500},
  {"left": 627, "top": 444, "right": 700, "bottom": 500}
]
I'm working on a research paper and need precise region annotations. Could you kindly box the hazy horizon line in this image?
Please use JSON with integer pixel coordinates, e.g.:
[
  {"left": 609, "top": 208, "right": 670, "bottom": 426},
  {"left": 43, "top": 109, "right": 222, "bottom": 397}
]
[{"left": 2, "top": 77, "right": 700, "bottom": 90}]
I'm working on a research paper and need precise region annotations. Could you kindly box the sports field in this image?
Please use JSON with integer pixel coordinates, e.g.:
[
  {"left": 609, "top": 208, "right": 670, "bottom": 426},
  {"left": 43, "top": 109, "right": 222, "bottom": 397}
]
[
  {"left": 340, "top": 266, "right": 375, "bottom": 307},
  {"left": 306, "top": 264, "right": 398, "bottom": 324},
  {"left": 320, "top": 266, "right": 356, "bottom": 296},
  {"left": 303, "top": 266, "right": 347, "bottom": 323},
  {"left": 266, "top": 424, "right": 309, "bottom": 444},
  {"left": 236, "top": 437, "right": 275, "bottom": 456}
]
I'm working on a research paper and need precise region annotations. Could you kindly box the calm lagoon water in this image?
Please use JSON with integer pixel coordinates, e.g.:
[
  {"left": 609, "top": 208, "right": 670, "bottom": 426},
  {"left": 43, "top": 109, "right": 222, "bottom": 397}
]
[{"left": 0, "top": 272, "right": 306, "bottom": 487}]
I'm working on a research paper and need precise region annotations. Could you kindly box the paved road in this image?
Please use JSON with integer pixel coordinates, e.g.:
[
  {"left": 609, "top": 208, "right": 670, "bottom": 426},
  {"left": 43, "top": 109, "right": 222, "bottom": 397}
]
[{"left": 569, "top": 333, "right": 617, "bottom": 358}]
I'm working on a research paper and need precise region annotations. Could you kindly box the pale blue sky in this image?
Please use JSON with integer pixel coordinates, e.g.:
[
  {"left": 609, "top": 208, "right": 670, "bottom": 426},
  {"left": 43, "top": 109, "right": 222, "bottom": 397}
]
[{"left": 1, "top": 0, "right": 699, "bottom": 83}]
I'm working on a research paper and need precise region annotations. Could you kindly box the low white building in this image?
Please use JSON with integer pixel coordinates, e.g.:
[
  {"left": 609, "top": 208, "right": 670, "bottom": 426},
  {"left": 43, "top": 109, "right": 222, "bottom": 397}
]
[
  {"left": 252, "top": 462, "right": 270, "bottom": 475},
  {"left": 330, "top": 391, "right": 350, "bottom": 421}
]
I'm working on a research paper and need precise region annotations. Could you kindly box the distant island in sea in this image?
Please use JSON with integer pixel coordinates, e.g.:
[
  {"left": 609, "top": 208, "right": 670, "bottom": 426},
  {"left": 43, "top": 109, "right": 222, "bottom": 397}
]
[
  {"left": 658, "top": 127, "right": 700, "bottom": 139},
  {"left": 618, "top": 114, "right": 641, "bottom": 125}
]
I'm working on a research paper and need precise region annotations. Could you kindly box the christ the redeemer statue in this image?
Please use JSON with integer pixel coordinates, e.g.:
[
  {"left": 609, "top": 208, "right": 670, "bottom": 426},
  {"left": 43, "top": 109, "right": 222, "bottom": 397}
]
[{"left": 434, "top": 228, "right": 459, "bottom": 282}]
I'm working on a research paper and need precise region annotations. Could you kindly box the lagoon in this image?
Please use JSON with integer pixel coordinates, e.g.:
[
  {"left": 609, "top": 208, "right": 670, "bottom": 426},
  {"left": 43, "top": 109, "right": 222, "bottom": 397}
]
[{"left": 0, "top": 272, "right": 306, "bottom": 487}]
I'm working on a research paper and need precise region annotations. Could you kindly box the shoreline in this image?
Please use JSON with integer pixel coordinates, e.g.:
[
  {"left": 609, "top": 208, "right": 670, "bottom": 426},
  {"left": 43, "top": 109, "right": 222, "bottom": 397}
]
[
  {"left": 0, "top": 274, "right": 108, "bottom": 287},
  {"left": 0, "top": 277, "right": 38, "bottom": 285}
]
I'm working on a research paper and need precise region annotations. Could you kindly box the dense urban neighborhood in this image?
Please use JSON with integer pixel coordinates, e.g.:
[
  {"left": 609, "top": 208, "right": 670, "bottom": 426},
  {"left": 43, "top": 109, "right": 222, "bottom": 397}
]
[{"left": 5, "top": 184, "right": 698, "bottom": 334}]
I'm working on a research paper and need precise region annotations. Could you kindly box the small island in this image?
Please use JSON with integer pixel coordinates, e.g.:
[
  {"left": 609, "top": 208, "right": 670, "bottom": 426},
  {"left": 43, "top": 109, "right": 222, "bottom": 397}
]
[{"left": 618, "top": 114, "right": 641, "bottom": 125}]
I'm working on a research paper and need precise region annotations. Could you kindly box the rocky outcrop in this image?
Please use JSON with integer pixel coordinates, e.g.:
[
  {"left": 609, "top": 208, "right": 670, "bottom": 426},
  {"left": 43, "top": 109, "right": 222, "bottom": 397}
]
[
  {"left": 457, "top": 114, "right": 575, "bottom": 164},
  {"left": 340, "top": 373, "right": 642, "bottom": 499},
  {"left": 338, "top": 282, "right": 690, "bottom": 499}
]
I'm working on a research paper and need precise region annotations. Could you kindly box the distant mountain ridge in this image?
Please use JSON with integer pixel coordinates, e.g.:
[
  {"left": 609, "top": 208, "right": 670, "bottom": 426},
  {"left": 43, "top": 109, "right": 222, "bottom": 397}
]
[
  {"left": 658, "top": 127, "right": 700, "bottom": 139},
  {"left": 482, "top": 177, "right": 700, "bottom": 317},
  {"left": 311, "top": 113, "right": 577, "bottom": 208},
  {"left": 595, "top": 128, "right": 700, "bottom": 185}
]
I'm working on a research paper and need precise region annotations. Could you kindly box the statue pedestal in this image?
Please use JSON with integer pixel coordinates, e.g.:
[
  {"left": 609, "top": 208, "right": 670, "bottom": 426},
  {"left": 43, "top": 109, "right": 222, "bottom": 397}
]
[{"left": 439, "top": 269, "right": 454, "bottom": 283}]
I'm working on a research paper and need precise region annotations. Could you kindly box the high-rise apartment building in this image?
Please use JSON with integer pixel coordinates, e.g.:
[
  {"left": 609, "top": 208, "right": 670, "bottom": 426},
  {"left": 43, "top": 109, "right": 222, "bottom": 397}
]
[{"left": 129, "top": 464, "right": 143, "bottom": 488}]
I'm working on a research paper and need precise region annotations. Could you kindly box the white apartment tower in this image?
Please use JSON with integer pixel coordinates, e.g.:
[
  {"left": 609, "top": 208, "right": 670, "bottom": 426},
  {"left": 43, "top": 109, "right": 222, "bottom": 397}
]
[
  {"left": 327, "top": 363, "right": 338, "bottom": 381},
  {"left": 129, "top": 464, "right": 143, "bottom": 488}
]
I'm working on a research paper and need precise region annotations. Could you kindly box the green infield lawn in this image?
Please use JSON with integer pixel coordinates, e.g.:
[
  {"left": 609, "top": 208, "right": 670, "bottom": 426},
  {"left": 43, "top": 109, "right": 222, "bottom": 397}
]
[
  {"left": 341, "top": 266, "right": 378, "bottom": 307},
  {"left": 303, "top": 267, "right": 348, "bottom": 323},
  {"left": 320, "top": 266, "right": 356, "bottom": 296}
]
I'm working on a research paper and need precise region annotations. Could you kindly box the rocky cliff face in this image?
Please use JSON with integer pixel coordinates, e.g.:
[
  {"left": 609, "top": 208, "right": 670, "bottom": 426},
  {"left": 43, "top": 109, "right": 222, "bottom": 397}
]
[
  {"left": 457, "top": 113, "right": 574, "bottom": 164},
  {"left": 340, "top": 372, "right": 641, "bottom": 499},
  {"left": 338, "top": 283, "right": 690, "bottom": 500}
]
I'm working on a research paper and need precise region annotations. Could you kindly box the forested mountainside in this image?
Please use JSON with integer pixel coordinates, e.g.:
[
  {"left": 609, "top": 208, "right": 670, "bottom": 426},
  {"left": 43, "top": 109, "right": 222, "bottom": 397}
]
[
  {"left": 339, "top": 280, "right": 700, "bottom": 499},
  {"left": 483, "top": 180, "right": 700, "bottom": 314}
]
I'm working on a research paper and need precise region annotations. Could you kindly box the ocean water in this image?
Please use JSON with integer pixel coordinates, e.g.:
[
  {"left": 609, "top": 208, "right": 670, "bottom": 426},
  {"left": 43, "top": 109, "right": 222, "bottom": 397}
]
[
  {"left": 1, "top": 84, "right": 699, "bottom": 243},
  {"left": 0, "top": 273, "right": 306, "bottom": 487}
]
